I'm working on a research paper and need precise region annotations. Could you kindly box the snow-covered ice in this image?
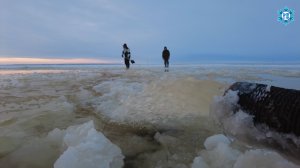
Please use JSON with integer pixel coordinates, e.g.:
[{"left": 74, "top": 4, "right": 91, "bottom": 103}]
[{"left": 0, "top": 64, "right": 299, "bottom": 167}]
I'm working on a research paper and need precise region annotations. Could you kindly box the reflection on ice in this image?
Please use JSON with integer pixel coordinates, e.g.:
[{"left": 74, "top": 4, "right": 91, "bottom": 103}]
[{"left": 0, "top": 70, "right": 69, "bottom": 75}]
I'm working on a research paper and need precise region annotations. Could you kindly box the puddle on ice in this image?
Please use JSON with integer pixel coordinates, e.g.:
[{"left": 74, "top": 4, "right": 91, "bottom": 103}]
[{"left": 0, "top": 66, "right": 299, "bottom": 168}]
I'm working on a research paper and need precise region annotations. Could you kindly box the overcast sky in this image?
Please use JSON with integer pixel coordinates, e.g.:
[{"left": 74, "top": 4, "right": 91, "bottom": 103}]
[{"left": 0, "top": 0, "right": 299, "bottom": 64}]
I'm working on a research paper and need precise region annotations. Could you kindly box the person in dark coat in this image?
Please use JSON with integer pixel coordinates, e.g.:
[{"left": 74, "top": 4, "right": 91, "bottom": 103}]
[
  {"left": 122, "top": 43, "right": 131, "bottom": 69},
  {"left": 162, "top": 46, "right": 170, "bottom": 70}
]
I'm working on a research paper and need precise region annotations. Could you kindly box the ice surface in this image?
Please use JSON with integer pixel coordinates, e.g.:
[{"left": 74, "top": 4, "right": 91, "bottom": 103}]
[
  {"left": 234, "top": 149, "right": 300, "bottom": 168},
  {"left": 54, "top": 121, "right": 124, "bottom": 168},
  {"left": 93, "top": 76, "right": 223, "bottom": 128},
  {"left": 192, "top": 134, "right": 300, "bottom": 168},
  {"left": 0, "top": 65, "right": 299, "bottom": 167}
]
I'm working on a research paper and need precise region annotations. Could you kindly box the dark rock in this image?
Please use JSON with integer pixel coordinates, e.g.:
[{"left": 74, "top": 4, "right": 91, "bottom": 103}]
[{"left": 227, "top": 82, "right": 300, "bottom": 136}]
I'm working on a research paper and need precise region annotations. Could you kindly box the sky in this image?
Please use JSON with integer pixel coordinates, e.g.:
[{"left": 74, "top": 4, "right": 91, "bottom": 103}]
[{"left": 0, "top": 0, "right": 299, "bottom": 64}]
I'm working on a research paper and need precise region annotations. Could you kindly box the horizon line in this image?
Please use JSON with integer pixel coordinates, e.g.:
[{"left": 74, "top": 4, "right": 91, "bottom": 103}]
[
  {"left": 0, "top": 57, "right": 120, "bottom": 65},
  {"left": 1, "top": 62, "right": 300, "bottom": 66}
]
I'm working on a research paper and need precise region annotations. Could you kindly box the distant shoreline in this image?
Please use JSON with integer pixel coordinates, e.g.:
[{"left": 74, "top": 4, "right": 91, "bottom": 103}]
[
  {"left": 0, "top": 62, "right": 300, "bottom": 66},
  {"left": 0, "top": 63, "right": 299, "bottom": 70}
]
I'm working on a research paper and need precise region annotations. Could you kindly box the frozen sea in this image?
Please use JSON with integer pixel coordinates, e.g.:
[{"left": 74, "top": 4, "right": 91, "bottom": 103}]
[{"left": 0, "top": 64, "right": 299, "bottom": 168}]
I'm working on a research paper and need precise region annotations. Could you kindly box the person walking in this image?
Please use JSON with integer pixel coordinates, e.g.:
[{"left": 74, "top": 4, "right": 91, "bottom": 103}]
[
  {"left": 122, "top": 43, "right": 131, "bottom": 69},
  {"left": 162, "top": 46, "right": 170, "bottom": 71}
]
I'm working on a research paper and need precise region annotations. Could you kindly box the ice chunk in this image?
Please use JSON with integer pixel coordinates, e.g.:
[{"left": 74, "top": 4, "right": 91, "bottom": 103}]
[
  {"left": 191, "top": 156, "right": 209, "bottom": 168},
  {"left": 234, "top": 149, "right": 300, "bottom": 168},
  {"left": 204, "top": 134, "right": 231, "bottom": 150},
  {"left": 210, "top": 90, "right": 239, "bottom": 126},
  {"left": 54, "top": 121, "right": 124, "bottom": 168},
  {"left": 192, "top": 134, "right": 300, "bottom": 168},
  {"left": 192, "top": 134, "right": 240, "bottom": 168}
]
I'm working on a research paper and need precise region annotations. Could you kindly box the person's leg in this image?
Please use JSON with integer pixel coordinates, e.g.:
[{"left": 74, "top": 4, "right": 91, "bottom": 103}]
[
  {"left": 166, "top": 60, "right": 169, "bottom": 72},
  {"left": 164, "top": 59, "right": 168, "bottom": 72},
  {"left": 124, "top": 59, "right": 127, "bottom": 69},
  {"left": 125, "top": 59, "right": 130, "bottom": 69}
]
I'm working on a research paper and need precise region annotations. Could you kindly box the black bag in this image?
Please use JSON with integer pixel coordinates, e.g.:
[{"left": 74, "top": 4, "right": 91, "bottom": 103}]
[{"left": 131, "top": 60, "right": 135, "bottom": 64}]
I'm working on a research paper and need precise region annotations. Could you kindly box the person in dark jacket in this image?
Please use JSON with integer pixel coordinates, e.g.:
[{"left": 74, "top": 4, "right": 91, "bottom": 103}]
[
  {"left": 162, "top": 46, "right": 170, "bottom": 71},
  {"left": 122, "top": 43, "right": 131, "bottom": 69}
]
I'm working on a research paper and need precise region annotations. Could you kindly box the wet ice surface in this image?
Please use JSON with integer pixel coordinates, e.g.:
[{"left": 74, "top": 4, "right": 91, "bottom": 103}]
[{"left": 0, "top": 64, "right": 299, "bottom": 168}]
